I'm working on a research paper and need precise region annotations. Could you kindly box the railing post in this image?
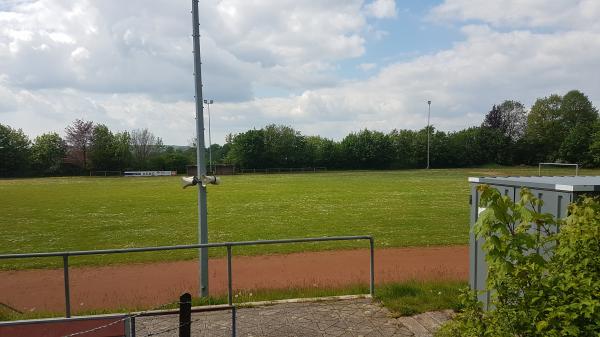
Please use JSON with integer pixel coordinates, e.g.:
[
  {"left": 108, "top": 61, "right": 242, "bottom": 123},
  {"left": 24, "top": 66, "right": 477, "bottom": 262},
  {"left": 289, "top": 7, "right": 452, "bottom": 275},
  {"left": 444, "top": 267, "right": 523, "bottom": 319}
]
[
  {"left": 231, "top": 306, "right": 236, "bottom": 337},
  {"left": 63, "top": 255, "right": 71, "bottom": 318},
  {"left": 227, "top": 245, "right": 233, "bottom": 305},
  {"left": 129, "top": 316, "right": 136, "bottom": 337},
  {"left": 124, "top": 316, "right": 136, "bottom": 337},
  {"left": 369, "top": 238, "right": 375, "bottom": 297},
  {"left": 179, "top": 293, "right": 191, "bottom": 337}
]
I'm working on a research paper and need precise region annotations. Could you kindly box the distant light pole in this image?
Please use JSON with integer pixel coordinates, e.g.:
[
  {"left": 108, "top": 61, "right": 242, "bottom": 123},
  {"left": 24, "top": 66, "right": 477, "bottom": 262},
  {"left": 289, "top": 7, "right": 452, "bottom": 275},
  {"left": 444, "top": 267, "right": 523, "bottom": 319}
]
[
  {"left": 204, "top": 99, "right": 214, "bottom": 173},
  {"left": 426, "top": 100, "right": 431, "bottom": 169}
]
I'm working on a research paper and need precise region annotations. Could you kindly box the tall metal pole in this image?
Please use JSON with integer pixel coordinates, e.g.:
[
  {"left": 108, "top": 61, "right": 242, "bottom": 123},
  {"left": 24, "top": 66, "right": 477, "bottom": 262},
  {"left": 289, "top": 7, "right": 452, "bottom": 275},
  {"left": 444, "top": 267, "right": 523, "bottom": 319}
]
[
  {"left": 208, "top": 102, "right": 212, "bottom": 174},
  {"left": 204, "top": 99, "right": 213, "bottom": 174},
  {"left": 191, "top": 0, "right": 209, "bottom": 297},
  {"left": 426, "top": 100, "right": 431, "bottom": 169}
]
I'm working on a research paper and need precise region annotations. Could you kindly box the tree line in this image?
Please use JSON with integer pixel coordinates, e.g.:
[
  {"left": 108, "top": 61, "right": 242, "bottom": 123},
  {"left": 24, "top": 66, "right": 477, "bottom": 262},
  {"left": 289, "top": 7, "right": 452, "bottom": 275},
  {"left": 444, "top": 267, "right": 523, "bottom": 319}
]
[
  {"left": 226, "top": 90, "right": 600, "bottom": 169},
  {"left": 0, "top": 120, "right": 194, "bottom": 177},
  {"left": 1, "top": 89, "right": 598, "bottom": 177}
]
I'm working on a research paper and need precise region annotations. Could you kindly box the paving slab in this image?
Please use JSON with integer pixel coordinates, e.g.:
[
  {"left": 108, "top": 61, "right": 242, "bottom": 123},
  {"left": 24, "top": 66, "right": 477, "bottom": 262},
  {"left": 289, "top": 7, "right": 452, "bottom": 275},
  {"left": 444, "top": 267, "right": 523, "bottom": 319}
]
[
  {"left": 135, "top": 298, "right": 452, "bottom": 337},
  {"left": 397, "top": 317, "right": 431, "bottom": 337},
  {"left": 412, "top": 312, "right": 441, "bottom": 332}
]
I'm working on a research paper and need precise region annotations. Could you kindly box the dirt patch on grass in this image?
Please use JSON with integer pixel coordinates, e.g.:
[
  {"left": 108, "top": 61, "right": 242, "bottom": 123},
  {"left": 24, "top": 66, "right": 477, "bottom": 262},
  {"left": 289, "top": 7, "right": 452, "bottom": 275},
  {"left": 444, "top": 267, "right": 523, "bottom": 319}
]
[{"left": 0, "top": 246, "right": 467, "bottom": 315}]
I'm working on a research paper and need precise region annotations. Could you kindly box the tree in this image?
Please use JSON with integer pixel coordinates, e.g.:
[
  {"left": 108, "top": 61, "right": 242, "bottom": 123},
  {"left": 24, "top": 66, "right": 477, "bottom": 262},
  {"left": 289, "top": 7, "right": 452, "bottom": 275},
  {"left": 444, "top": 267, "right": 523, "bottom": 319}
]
[
  {"left": 559, "top": 90, "right": 598, "bottom": 164},
  {"left": 389, "top": 129, "right": 420, "bottom": 168},
  {"left": 0, "top": 124, "right": 30, "bottom": 177},
  {"left": 481, "top": 100, "right": 526, "bottom": 164},
  {"left": 479, "top": 126, "right": 511, "bottom": 165},
  {"left": 226, "top": 129, "right": 266, "bottom": 168},
  {"left": 151, "top": 146, "right": 191, "bottom": 173},
  {"left": 525, "top": 94, "right": 563, "bottom": 161},
  {"left": 340, "top": 129, "right": 392, "bottom": 169},
  {"left": 206, "top": 143, "right": 230, "bottom": 166},
  {"left": 130, "top": 128, "right": 163, "bottom": 169},
  {"left": 430, "top": 129, "right": 451, "bottom": 167},
  {"left": 113, "top": 131, "right": 132, "bottom": 170},
  {"left": 482, "top": 105, "right": 502, "bottom": 130},
  {"left": 497, "top": 100, "right": 527, "bottom": 142},
  {"left": 89, "top": 124, "right": 116, "bottom": 170},
  {"left": 561, "top": 125, "right": 594, "bottom": 164},
  {"left": 65, "top": 119, "right": 93, "bottom": 170},
  {"left": 31, "top": 132, "right": 66, "bottom": 175},
  {"left": 447, "top": 127, "right": 488, "bottom": 167},
  {"left": 305, "top": 136, "right": 341, "bottom": 168},
  {"left": 263, "top": 124, "right": 307, "bottom": 167},
  {"left": 560, "top": 90, "right": 598, "bottom": 129},
  {"left": 526, "top": 91, "right": 598, "bottom": 164}
]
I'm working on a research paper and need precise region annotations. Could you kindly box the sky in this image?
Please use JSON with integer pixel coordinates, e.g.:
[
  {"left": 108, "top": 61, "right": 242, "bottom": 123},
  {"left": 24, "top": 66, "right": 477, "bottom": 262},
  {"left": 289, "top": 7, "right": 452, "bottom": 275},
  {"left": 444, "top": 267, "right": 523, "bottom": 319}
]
[{"left": 1, "top": 0, "right": 599, "bottom": 145}]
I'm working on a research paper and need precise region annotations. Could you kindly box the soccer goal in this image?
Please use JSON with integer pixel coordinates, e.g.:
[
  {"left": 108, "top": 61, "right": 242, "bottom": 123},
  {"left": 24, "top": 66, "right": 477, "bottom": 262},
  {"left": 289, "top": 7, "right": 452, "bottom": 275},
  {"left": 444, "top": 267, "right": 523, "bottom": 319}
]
[{"left": 538, "top": 162, "right": 579, "bottom": 176}]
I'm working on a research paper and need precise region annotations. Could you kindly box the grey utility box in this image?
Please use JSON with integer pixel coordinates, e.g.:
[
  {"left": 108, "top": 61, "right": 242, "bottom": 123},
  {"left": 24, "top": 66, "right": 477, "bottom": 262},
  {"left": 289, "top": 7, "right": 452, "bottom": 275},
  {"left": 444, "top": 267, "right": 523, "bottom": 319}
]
[{"left": 468, "top": 176, "right": 600, "bottom": 309}]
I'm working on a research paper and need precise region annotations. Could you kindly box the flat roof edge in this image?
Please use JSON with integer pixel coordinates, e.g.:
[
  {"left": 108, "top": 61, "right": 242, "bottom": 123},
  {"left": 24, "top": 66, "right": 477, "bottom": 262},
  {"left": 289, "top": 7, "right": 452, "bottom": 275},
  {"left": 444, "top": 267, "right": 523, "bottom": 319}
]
[
  {"left": 555, "top": 184, "right": 574, "bottom": 192},
  {"left": 468, "top": 176, "right": 600, "bottom": 192}
]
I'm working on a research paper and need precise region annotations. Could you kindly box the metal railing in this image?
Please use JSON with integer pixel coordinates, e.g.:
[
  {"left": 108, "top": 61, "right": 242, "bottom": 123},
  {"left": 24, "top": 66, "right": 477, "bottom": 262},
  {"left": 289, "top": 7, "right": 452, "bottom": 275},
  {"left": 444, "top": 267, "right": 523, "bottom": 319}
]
[
  {"left": 239, "top": 167, "right": 328, "bottom": 174},
  {"left": 0, "top": 235, "right": 374, "bottom": 318}
]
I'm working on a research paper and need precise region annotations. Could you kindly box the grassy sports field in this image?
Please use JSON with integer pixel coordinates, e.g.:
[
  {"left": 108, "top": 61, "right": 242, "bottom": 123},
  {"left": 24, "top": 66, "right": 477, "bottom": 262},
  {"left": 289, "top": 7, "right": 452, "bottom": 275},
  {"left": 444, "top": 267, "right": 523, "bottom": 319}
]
[{"left": 0, "top": 166, "right": 589, "bottom": 269}]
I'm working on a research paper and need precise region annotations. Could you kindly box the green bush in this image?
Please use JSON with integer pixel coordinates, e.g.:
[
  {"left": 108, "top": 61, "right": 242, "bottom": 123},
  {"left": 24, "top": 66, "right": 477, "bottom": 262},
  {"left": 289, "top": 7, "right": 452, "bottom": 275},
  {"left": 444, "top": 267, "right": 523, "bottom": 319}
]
[{"left": 437, "top": 185, "right": 600, "bottom": 336}]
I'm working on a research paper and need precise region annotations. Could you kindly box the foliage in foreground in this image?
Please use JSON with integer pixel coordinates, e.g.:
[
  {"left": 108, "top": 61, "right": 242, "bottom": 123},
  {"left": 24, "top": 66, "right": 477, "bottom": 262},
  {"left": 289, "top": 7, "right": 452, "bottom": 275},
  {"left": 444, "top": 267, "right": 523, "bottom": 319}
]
[{"left": 437, "top": 186, "right": 600, "bottom": 336}]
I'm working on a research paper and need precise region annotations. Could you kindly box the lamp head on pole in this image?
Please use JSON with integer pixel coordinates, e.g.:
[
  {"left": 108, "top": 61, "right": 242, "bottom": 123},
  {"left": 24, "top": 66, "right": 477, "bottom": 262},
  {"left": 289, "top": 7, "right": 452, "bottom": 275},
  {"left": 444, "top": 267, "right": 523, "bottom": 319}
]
[{"left": 427, "top": 100, "right": 431, "bottom": 106}]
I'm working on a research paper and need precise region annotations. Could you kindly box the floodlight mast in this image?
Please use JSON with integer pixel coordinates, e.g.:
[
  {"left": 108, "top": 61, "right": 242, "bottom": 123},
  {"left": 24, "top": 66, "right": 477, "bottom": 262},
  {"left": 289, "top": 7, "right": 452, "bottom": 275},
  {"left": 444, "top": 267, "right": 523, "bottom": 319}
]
[
  {"left": 191, "top": 0, "right": 209, "bottom": 297},
  {"left": 426, "top": 100, "right": 431, "bottom": 170},
  {"left": 204, "top": 99, "right": 214, "bottom": 174}
]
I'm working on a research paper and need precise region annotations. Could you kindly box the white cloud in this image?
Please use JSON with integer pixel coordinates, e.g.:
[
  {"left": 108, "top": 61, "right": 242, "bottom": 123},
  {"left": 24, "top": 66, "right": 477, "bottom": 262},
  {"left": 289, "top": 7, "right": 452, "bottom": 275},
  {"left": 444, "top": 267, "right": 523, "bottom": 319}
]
[
  {"left": 1, "top": 0, "right": 600, "bottom": 146},
  {"left": 0, "top": 0, "right": 395, "bottom": 144},
  {"left": 365, "top": 0, "right": 397, "bottom": 19},
  {"left": 358, "top": 63, "right": 377, "bottom": 71},
  {"left": 70, "top": 47, "right": 89, "bottom": 62},
  {"left": 429, "top": 0, "right": 600, "bottom": 31},
  {"left": 45, "top": 31, "right": 75, "bottom": 44},
  {"left": 0, "top": 0, "right": 375, "bottom": 100}
]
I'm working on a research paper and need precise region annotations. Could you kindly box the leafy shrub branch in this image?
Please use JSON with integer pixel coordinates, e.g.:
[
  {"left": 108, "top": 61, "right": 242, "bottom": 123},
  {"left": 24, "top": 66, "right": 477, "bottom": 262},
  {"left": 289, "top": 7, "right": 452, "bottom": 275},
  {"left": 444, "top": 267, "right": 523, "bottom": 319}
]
[{"left": 438, "top": 185, "right": 600, "bottom": 337}]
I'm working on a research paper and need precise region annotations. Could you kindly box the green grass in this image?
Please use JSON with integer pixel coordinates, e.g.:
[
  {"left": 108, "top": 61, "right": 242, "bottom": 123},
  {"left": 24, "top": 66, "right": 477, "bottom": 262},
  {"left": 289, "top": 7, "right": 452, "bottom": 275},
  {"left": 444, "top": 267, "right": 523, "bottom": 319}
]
[
  {"left": 191, "top": 284, "right": 371, "bottom": 307},
  {"left": 0, "top": 281, "right": 465, "bottom": 321},
  {"left": 376, "top": 281, "right": 466, "bottom": 316},
  {"left": 0, "top": 166, "right": 593, "bottom": 269}
]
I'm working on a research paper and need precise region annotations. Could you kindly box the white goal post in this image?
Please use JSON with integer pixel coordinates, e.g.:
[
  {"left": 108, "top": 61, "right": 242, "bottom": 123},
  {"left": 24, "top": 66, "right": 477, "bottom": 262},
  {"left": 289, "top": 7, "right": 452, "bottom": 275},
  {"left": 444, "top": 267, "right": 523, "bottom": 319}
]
[{"left": 538, "top": 162, "right": 579, "bottom": 176}]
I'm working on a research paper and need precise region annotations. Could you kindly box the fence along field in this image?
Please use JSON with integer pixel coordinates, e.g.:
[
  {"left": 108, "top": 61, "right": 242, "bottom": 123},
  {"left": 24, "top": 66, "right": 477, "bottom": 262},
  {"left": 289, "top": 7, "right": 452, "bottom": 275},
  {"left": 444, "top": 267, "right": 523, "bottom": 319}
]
[{"left": 0, "top": 166, "right": 593, "bottom": 270}]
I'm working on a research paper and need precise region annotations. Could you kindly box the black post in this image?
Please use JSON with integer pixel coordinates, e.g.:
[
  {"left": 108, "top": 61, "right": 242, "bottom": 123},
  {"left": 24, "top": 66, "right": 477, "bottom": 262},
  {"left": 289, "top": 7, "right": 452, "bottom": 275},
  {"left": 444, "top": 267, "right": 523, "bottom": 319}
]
[
  {"left": 130, "top": 316, "right": 136, "bottom": 337},
  {"left": 179, "top": 293, "right": 192, "bottom": 337},
  {"left": 62, "top": 255, "right": 71, "bottom": 318},
  {"left": 231, "top": 306, "right": 237, "bottom": 337}
]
